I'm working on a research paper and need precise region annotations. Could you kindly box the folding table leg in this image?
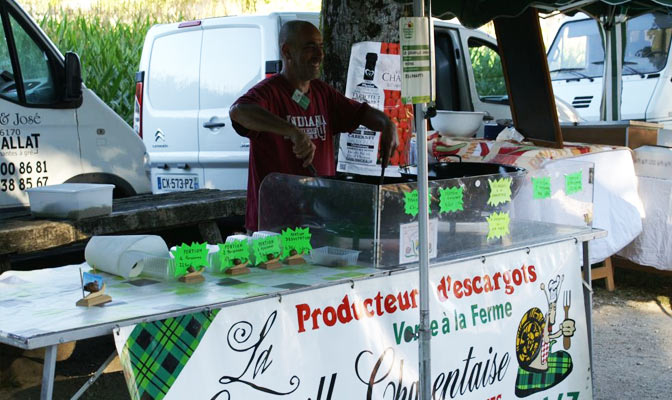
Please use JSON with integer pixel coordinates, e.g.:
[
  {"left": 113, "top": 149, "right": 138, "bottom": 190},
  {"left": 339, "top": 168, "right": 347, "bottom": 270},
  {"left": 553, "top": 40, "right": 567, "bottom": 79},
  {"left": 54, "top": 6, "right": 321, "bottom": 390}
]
[
  {"left": 40, "top": 344, "right": 58, "bottom": 400},
  {"left": 71, "top": 351, "right": 118, "bottom": 400}
]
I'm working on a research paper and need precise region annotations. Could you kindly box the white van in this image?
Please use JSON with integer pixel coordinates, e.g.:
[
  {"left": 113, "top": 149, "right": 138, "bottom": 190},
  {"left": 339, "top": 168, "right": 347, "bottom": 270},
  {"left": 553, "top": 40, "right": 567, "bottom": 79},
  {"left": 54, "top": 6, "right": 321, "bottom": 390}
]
[
  {"left": 137, "top": 13, "right": 580, "bottom": 194},
  {"left": 0, "top": 0, "right": 150, "bottom": 211},
  {"left": 547, "top": 12, "right": 672, "bottom": 128},
  {"left": 135, "top": 12, "right": 319, "bottom": 194}
]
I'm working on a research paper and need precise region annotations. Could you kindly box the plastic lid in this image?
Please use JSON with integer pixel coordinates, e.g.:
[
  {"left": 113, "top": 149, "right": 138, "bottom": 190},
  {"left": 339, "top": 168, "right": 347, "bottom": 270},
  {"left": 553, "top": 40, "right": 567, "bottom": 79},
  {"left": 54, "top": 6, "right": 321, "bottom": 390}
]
[{"left": 26, "top": 183, "right": 115, "bottom": 193}]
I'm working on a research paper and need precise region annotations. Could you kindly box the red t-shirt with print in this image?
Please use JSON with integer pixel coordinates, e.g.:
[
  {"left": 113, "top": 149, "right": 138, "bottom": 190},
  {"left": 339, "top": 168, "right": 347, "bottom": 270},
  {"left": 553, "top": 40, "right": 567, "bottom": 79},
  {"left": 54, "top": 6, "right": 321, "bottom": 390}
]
[{"left": 232, "top": 74, "right": 370, "bottom": 232}]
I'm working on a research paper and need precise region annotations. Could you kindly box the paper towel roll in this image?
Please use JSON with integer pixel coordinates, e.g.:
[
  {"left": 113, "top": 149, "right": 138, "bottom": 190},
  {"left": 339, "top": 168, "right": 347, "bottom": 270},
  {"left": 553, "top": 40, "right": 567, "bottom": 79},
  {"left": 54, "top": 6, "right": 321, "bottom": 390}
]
[{"left": 85, "top": 235, "right": 169, "bottom": 278}]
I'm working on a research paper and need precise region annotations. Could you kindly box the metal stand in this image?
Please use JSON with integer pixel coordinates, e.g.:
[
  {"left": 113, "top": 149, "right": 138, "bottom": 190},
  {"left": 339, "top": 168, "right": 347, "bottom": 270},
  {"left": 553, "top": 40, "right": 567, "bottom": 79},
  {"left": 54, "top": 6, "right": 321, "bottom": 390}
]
[
  {"left": 582, "top": 241, "right": 595, "bottom": 398},
  {"left": 71, "top": 351, "right": 117, "bottom": 400},
  {"left": 40, "top": 345, "right": 57, "bottom": 400}
]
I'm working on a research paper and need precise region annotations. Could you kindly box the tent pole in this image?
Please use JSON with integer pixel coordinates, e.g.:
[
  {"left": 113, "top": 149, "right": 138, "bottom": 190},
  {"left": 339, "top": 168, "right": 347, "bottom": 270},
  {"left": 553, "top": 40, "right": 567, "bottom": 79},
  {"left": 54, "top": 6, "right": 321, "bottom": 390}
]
[{"left": 413, "top": 0, "right": 431, "bottom": 399}]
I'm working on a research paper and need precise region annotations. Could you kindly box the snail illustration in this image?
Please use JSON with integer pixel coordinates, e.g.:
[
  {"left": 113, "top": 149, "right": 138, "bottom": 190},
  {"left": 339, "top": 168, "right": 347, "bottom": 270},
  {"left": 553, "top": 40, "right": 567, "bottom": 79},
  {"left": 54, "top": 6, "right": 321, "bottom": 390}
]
[{"left": 516, "top": 275, "right": 575, "bottom": 372}]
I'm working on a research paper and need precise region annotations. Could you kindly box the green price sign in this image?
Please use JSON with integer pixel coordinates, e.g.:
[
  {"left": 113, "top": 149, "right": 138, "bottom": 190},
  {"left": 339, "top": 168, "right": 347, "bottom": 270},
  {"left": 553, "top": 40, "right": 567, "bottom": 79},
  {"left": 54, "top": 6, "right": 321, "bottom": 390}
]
[
  {"left": 487, "top": 177, "right": 512, "bottom": 207},
  {"left": 403, "top": 190, "right": 432, "bottom": 217},
  {"left": 486, "top": 211, "right": 510, "bottom": 240},
  {"left": 252, "top": 236, "right": 282, "bottom": 266},
  {"left": 281, "top": 227, "right": 312, "bottom": 258},
  {"left": 565, "top": 171, "right": 583, "bottom": 195},
  {"left": 218, "top": 240, "right": 250, "bottom": 271},
  {"left": 439, "top": 186, "right": 463, "bottom": 213},
  {"left": 171, "top": 242, "right": 209, "bottom": 277},
  {"left": 532, "top": 176, "right": 551, "bottom": 199}
]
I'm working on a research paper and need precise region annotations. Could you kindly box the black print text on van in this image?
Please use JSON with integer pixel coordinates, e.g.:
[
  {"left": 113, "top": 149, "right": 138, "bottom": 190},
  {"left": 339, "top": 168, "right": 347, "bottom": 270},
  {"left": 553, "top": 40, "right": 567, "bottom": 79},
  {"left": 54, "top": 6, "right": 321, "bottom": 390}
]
[
  {"left": 0, "top": 113, "right": 42, "bottom": 126},
  {"left": 1, "top": 133, "right": 40, "bottom": 150}
]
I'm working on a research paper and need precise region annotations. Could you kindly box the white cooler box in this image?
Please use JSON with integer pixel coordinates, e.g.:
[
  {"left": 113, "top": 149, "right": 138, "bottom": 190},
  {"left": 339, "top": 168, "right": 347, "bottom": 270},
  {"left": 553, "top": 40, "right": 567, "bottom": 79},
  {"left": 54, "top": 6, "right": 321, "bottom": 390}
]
[
  {"left": 633, "top": 145, "right": 672, "bottom": 179},
  {"left": 27, "top": 183, "right": 114, "bottom": 219}
]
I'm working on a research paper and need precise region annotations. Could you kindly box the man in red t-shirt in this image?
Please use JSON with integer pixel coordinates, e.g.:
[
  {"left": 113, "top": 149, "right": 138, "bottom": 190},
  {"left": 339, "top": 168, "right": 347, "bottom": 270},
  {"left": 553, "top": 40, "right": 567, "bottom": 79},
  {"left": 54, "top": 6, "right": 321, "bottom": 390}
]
[{"left": 230, "top": 20, "right": 398, "bottom": 232}]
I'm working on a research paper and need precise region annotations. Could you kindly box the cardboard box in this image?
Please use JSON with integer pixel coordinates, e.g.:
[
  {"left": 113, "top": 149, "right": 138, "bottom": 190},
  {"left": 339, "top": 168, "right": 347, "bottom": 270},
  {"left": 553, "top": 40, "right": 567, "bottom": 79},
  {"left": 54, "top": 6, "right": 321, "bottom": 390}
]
[
  {"left": 633, "top": 145, "right": 672, "bottom": 179},
  {"left": 561, "top": 120, "right": 660, "bottom": 149}
]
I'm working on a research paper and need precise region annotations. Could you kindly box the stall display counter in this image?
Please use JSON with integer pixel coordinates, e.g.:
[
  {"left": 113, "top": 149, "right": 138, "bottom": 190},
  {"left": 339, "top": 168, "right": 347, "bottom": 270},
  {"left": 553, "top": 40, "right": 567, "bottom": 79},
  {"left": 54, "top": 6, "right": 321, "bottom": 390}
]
[{"left": 2, "top": 167, "right": 603, "bottom": 399}]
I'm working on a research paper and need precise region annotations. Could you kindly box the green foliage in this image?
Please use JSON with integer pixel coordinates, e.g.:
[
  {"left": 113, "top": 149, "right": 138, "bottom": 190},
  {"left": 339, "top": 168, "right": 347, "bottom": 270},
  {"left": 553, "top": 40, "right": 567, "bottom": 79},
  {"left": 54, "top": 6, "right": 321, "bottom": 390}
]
[
  {"left": 469, "top": 45, "right": 507, "bottom": 98},
  {"left": 39, "top": 13, "right": 154, "bottom": 124}
]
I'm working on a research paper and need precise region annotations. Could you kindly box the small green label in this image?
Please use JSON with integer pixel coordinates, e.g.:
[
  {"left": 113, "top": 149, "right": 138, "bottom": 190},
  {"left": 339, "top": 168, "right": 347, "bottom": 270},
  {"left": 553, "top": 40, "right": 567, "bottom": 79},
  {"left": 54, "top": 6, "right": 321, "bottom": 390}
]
[
  {"left": 486, "top": 212, "right": 510, "bottom": 240},
  {"left": 218, "top": 240, "right": 250, "bottom": 271},
  {"left": 565, "top": 171, "right": 583, "bottom": 195},
  {"left": 171, "top": 242, "right": 209, "bottom": 277},
  {"left": 403, "top": 190, "right": 432, "bottom": 217},
  {"left": 532, "top": 176, "right": 551, "bottom": 199},
  {"left": 291, "top": 89, "right": 310, "bottom": 110},
  {"left": 487, "top": 177, "right": 512, "bottom": 207},
  {"left": 439, "top": 186, "right": 463, "bottom": 213},
  {"left": 252, "top": 236, "right": 282, "bottom": 265},
  {"left": 281, "top": 227, "right": 312, "bottom": 258}
]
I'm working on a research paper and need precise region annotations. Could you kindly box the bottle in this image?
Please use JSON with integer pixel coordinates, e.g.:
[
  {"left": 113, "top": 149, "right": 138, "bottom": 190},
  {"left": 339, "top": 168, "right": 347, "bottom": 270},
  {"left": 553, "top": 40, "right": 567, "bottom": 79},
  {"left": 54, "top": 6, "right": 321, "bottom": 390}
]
[{"left": 352, "top": 52, "right": 384, "bottom": 110}]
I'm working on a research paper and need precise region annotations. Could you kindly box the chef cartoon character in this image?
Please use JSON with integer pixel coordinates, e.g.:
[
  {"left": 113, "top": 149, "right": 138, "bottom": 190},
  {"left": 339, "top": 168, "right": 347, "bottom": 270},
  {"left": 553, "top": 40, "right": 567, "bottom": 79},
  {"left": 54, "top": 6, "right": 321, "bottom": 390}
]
[{"left": 514, "top": 275, "right": 576, "bottom": 397}]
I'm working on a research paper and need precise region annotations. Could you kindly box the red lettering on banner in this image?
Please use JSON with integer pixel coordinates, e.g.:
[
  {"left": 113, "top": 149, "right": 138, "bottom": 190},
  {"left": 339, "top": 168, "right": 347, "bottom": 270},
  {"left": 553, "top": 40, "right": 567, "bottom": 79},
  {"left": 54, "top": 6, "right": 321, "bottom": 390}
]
[
  {"left": 384, "top": 294, "right": 397, "bottom": 313},
  {"left": 436, "top": 264, "right": 538, "bottom": 301},
  {"left": 295, "top": 289, "right": 419, "bottom": 333}
]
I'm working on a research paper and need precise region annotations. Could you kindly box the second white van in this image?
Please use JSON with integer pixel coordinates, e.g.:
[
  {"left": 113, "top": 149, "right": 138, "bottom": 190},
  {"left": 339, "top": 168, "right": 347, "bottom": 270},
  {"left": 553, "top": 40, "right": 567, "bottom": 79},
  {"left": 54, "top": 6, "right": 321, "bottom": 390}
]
[{"left": 1, "top": 0, "right": 151, "bottom": 212}]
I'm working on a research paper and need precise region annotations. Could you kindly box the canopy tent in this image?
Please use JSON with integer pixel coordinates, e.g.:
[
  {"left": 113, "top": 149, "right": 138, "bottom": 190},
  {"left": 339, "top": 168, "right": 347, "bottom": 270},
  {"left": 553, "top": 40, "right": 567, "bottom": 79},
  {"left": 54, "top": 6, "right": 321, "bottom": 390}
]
[{"left": 431, "top": 0, "right": 672, "bottom": 121}]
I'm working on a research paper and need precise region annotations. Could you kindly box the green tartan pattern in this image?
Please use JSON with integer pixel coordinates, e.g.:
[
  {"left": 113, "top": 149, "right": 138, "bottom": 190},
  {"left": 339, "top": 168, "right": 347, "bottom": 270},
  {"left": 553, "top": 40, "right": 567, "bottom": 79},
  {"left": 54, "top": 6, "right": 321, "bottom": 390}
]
[
  {"left": 515, "top": 351, "right": 573, "bottom": 397},
  {"left": 121, "top": 310, "right": 219, "bottom": 400}
]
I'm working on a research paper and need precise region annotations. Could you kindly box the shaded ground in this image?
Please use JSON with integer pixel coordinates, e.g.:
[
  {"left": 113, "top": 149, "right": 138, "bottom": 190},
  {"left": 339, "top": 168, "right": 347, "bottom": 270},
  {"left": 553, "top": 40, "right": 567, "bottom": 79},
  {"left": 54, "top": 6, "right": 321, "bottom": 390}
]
[{"left": 1, "top": 265, "right": 670, "bottom": 399}]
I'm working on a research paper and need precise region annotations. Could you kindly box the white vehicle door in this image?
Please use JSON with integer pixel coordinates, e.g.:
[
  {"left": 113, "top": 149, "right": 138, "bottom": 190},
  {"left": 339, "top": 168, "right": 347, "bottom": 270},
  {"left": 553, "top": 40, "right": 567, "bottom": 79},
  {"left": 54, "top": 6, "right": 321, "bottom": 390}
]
[
  {"left": 460, "top": 32, "right": 511, "bottom": 121},
  {"left": 197, "top": 23, "right": 264, "bottom": 190},
  {"left": 144, "top": 27, "right": 203, "bottom": 193},
  {"left": 433, "top": 25, "right": 510, "bottom": 122},
  {"left": 0, "top": 5, "right": 81, "bottom": 209}
]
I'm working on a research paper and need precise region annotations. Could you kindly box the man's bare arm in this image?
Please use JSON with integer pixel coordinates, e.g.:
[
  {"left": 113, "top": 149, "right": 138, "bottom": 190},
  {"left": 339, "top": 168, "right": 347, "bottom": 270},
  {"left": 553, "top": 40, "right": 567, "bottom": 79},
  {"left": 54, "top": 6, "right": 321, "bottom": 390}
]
[
  {"left": 359, "top": 107, "right": 399, "bottom": 168},
  {"left": 230, "top": 103, "right": 315, "bottom": 166}
]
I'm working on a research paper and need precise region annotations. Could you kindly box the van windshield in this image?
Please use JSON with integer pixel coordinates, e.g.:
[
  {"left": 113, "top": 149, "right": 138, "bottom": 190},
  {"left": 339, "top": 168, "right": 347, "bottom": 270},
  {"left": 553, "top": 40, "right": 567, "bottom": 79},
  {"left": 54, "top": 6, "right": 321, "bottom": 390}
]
[{"left": 547, "top": 13, "right": 672, "bottom": 80}]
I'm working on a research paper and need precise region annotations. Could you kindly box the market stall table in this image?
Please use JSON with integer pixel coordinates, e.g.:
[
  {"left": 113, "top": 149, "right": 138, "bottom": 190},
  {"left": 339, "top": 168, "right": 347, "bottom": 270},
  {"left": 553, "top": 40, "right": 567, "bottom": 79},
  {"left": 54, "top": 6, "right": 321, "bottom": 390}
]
[
  {"left": 618, "top": 176, "right": 672, "bottom": 271},
  {"left": 429, "top": 135, "right": 644, "bottom": 264},
  {"left": 0, "top": 224, "right": 604, "bottom": 400}
]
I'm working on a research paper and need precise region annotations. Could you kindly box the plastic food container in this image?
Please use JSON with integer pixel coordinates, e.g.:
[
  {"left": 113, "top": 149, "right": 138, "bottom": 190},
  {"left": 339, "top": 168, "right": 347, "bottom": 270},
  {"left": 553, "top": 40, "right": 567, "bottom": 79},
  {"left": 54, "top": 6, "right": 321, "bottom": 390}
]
[
  {"left": 310, "top": 246, "right": 360, "bottom": 267},
  {"left": 27, "top": 183, "right": 114, "bottom": 220}
]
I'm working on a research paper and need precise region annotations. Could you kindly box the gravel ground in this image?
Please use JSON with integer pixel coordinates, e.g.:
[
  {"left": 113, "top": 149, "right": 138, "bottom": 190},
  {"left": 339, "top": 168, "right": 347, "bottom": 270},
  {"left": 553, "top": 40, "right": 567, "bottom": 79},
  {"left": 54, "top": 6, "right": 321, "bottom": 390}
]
[{"left": 1, "top": 266, "right": 670, "bottom": 400}]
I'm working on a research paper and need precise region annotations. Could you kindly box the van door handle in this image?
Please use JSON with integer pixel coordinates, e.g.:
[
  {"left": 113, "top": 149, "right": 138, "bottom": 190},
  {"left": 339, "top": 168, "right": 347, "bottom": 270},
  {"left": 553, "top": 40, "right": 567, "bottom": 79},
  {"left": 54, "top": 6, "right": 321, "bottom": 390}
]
[{"left": 203, "top": 121, "right": 226, "bottom": 129}]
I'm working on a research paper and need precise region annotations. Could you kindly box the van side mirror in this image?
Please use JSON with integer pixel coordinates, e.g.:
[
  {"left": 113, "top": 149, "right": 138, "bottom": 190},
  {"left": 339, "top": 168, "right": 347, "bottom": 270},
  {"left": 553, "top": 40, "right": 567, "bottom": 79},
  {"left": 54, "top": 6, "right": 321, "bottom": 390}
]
[{"left": 64, "top": 52, "right": 82, "bottom": 101}]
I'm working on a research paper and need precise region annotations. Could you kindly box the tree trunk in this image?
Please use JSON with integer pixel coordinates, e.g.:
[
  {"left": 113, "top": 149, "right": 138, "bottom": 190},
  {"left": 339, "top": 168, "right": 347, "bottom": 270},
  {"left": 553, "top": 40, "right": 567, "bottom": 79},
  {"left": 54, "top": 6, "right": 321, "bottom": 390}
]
[{"left": 320, "top": 0, "right": 407, "bottom": 92}]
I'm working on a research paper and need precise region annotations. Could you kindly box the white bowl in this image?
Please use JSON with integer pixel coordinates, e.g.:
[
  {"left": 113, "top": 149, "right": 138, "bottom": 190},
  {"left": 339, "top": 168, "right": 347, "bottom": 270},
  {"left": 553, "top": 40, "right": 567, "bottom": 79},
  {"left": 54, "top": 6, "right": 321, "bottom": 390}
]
[{"left": 430, "top": 110, "right": 485, "bottom": 137}]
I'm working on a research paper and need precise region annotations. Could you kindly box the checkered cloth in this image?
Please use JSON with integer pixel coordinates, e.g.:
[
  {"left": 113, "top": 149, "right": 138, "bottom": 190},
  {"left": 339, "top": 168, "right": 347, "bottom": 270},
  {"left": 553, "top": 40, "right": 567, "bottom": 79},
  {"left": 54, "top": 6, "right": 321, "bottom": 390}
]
[
  {"left": 120, "top": 310, "right": 219, "bottom": 400},
  {"left": 541, "top": 339, "right": 549, "bottom": 364},
  {"left": 515, "top": 351, "right": 574, "bottom": 398}
]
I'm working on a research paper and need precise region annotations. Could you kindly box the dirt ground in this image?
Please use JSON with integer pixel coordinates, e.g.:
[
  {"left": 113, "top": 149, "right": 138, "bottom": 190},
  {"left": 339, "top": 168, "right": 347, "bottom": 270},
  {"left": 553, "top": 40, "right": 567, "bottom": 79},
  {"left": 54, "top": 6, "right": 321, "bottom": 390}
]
[{"left": 1, "top": 265, "right": 670, "bottom": 400}]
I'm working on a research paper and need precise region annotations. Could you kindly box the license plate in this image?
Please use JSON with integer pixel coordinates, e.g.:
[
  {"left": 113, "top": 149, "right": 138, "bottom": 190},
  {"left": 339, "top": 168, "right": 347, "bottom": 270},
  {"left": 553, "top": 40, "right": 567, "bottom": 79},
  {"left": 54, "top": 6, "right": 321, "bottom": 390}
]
[{"left": 156, "top": 174, "right": 199, "bottom": 192}]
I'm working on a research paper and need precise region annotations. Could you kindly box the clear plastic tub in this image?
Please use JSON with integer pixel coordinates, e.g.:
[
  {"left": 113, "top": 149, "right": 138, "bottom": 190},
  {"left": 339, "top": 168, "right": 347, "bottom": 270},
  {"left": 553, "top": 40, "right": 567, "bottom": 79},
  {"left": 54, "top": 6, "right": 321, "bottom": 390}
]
[
  {"left": 27, "top": 183, "right": 114, "bottom": 219},
  {"left": 137, "top": 256, "right": 175, "bottom": 280},
  {"left": 310, "top": 246, "right": 360, "bottom": 267}
]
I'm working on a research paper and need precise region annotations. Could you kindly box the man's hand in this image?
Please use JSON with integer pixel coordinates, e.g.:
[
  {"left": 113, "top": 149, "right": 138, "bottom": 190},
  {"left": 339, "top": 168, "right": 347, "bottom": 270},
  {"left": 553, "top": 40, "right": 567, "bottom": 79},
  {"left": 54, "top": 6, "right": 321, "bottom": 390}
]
[
  {"left": 380, "top": 121, "right": 398, "bottom": 169},
  {"left": 560, "top": 319, "right": 576, "bottom": 337},
  {"left": 360, "top": 107, "right": 399, "bottom": 169},
  {"left": 289, "top": 127, "right": 316, "bottom": 168}
]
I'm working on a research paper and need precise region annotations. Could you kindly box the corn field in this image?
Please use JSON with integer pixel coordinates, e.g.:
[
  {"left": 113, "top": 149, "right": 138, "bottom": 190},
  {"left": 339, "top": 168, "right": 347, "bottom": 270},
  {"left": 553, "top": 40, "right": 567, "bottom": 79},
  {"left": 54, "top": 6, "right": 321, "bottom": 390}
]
[{"left": 22, "top": 0, "right": 319, "bottom": 124}]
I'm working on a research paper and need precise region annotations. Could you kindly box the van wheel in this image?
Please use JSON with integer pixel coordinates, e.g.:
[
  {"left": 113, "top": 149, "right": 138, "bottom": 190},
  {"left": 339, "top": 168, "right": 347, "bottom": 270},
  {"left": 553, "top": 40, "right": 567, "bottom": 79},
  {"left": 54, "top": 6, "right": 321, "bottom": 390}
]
[{"left": 65, "top": 173, "right": 136, "bottom": 199}]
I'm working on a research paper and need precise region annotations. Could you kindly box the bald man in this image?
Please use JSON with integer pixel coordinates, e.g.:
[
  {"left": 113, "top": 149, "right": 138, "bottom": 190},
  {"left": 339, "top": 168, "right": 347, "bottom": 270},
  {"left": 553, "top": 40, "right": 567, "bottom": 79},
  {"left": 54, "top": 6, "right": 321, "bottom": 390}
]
[{"left": 230, "top": 20, "right": 398, "bottom": 232}]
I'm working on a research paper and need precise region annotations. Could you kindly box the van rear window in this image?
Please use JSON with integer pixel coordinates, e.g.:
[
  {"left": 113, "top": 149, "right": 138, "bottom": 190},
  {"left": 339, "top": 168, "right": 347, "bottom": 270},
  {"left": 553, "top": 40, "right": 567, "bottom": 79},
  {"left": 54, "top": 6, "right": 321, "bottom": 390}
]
[
  {"left": 148, "top": 31, "right": 201, "bottom": 110},
  {"left": 199, "top": 26, "right": 262, "bottom": 109}
]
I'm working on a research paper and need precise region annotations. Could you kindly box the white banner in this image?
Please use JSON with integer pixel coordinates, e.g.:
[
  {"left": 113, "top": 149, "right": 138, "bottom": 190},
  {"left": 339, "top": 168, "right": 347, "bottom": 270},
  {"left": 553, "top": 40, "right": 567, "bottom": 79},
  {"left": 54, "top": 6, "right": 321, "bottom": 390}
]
[{"left": 115, "top": 240, "right": 591, "bottom": 400}]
